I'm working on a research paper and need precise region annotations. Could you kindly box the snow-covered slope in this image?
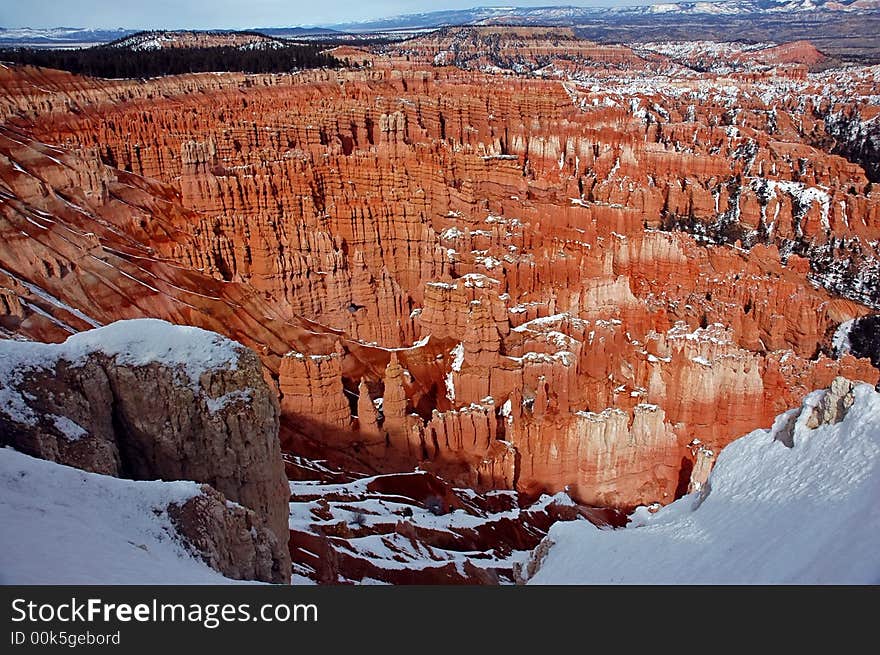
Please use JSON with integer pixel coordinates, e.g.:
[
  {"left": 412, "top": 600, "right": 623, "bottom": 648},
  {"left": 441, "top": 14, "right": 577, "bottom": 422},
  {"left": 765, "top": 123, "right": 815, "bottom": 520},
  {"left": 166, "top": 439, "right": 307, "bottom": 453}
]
[
  {"left": 527, "top": 382, "right": 880, "bottom": 584},
  {"left": 0, "top": 447, "right": 256, "bottom": 584}
]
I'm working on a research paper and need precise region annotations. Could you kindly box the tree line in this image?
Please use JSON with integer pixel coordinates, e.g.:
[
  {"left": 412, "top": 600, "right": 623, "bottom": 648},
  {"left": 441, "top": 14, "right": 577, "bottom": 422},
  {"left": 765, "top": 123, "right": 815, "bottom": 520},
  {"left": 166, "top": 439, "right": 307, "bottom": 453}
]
[{"left": 0, "top": 40, "right": 341, "bottom": 78}]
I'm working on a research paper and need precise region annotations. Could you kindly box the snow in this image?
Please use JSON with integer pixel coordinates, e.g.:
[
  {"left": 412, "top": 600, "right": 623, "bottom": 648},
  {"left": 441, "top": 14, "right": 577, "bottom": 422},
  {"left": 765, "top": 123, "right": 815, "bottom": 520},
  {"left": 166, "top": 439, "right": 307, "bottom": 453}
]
[
  {"left": 545, "top": 331, "right": 575, "bottom": 349},
  {"left": 0, "top": 448, "right": 258, "bottom": 585},
  {"left": 427, "top": 281, "right": 458, "bottom": 290},
  {"left": 445, "top": 343, "right": 465, "bottom": 402},
  {"left": 0, "top": 319, "right": 246, "bottom": 426},
  {"left": 756, "top": 179, "right": 831, "bottom": 230},
  {"left": 832, "top": 319, "right": 855, "bottom": 356},
  {"left": 288, "top": 465, "right": 573, "bottom": 579},
  {"left": 410, "top": 334, "right": 430, "bottom": 348},
  {"left": 331, "top": 1, "right": 856, "bottom": 33},
  {"left": 450, "top": 342, "right": 465, "bottom": 373},
  {"left": 20, "top": 300, "right": 76, "bottom": 334},
  {"left": 461, "top": 273, "right": 500, "bottom": 288},
  {"left": 648, "top": 3, "right": 679, "bottom": 12},
  {"left": 667, "top": 321, "right": 731, "bottom": 345},
  {"left": 50, "top": 415, "right": 88, "bottom": 441},
  {"left": 291, "top": 573, "right": 317, "bottom": 585},
  {"left": 0, "top": 265, "right": 102, "bottom": 328},
  {"left": 60, "top": 319, "right": 242, "bottom": 385},
  {"left": 515, "top": 351, "right": 576, "bottom": 367},
  {"left": 637, "top": 40, "right": 774, "bottom": 62},
  {"left": 513, "top": 313, "right": 587, "bottom": 333},
  {"left": 529, "top": 383, "right": 880, "bottom": 584},
  {"left": 575, "top": 407, "right": 628, "bottom": 422},
  {"left": 204, "top": 389, "right": 252, "bottom": 413}
]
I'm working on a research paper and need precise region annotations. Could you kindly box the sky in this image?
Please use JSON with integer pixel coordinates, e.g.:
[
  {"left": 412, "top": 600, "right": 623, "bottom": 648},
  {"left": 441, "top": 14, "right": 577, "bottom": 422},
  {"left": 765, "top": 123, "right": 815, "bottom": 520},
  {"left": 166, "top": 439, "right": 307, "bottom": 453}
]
[{"left": 0, "top": 1, "right": 656, "bottom": 30}]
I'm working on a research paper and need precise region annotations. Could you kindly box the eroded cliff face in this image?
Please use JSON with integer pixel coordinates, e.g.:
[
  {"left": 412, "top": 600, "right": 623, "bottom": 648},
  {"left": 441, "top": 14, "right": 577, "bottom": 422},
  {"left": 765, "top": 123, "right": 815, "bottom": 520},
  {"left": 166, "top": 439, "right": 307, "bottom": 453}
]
[
  {"left": 0, "top": 320, "right": 291, "bottom": 583},
  {"left": 1, "top": 31, "right": 878, "bottom": 520}
]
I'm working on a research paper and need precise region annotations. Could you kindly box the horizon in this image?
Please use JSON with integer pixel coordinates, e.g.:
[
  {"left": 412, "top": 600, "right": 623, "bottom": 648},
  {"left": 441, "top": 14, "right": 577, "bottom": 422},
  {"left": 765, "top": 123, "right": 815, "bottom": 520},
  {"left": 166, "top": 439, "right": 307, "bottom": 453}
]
[{"left": 0, "top": 1, "right": 690, "bottom": 31}]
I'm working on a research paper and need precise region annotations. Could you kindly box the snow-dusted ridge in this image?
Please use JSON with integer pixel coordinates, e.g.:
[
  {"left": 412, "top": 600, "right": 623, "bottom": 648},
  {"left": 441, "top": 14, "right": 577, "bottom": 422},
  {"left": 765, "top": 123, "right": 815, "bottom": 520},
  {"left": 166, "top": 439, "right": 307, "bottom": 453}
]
[
  {"left": 328, "top": 0, "right": 880, "bottom": 31},
  {"left": 0, "top": 27, "right": 136, "bottom": 47},
  {"left": 526, "top": 381, "right": 880, "bottom": 584},
  {"left": 0, "top": 318, "right": 245, "bottom": 426}
]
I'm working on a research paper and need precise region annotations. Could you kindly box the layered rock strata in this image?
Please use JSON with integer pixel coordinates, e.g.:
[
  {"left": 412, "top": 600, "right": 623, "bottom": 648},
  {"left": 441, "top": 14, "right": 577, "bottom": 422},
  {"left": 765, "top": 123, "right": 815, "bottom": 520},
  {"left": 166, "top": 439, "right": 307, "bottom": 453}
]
[{"left": 0, "top": 32, "right": 878, "bottom": 514}]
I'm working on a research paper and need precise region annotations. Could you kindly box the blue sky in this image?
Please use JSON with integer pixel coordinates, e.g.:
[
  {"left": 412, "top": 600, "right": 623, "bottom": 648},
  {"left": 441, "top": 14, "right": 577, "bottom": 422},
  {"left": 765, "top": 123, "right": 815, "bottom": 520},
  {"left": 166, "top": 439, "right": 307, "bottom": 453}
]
[{"left": 0, "top": 1, "right": 655, "bottom": 30}]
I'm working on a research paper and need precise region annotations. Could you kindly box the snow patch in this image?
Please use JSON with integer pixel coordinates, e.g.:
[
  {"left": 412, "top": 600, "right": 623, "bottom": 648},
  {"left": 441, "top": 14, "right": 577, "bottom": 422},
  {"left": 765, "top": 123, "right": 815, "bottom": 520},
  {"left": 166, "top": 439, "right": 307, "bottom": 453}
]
[
  {"left": 50, "top": 415, "right": 88, "bottom": 441},
  {"left": 205, "top": 389, "right": 252, "bottom": 413},
  {"left": 445, "top": 343, "right": 465, "bottom": 402},
  {"left": 832, "top": 319, "right": 855, "bottom": 356}
]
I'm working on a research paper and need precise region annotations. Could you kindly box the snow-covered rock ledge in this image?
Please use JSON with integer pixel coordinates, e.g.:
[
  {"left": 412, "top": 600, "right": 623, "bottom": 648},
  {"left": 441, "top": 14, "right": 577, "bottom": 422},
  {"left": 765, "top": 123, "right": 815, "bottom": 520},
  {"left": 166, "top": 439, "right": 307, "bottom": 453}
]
[
  {"left": 0, "top": 319, "right": 291, "bottom": 583},
  {"left": 524, "top": 379, "right": 880, "bottom": 584},
  {"left": 0, "top": 318, "right": 249, "bottom": 430}
]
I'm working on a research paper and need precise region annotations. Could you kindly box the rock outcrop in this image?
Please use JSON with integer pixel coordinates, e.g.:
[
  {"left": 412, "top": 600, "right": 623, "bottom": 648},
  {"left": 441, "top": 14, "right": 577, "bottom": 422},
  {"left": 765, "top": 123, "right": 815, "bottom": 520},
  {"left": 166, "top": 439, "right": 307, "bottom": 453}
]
[
  {"left": 0, "top": 319, "right": 291, "bottom": 583},
  {"left": 169, "top": 486, "right": 289, "bottom": 584},
  {"left": 804, "top": 376, "right": 858, "bottom": 428}
]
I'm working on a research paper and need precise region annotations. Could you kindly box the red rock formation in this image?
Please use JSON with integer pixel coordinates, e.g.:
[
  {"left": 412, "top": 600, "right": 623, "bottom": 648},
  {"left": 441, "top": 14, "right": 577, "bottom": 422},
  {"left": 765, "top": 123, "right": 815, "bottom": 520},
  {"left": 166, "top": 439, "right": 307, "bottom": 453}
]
[
  {"left": 389, "top": 26, "right": 646, "bottom": 72},
  {"left": 1, "top": 29, "right": 879, "bottom": 522},
  {"left": 752, "top": 41, "right": 826, "bottom": 67}
]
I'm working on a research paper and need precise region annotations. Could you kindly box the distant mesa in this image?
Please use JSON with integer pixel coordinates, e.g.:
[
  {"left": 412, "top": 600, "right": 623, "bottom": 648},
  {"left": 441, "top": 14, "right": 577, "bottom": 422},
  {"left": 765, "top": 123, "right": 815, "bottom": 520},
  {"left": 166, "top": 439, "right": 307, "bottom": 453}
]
[{"left": 106, "top": 30, "right": 296, "bottom": 51}]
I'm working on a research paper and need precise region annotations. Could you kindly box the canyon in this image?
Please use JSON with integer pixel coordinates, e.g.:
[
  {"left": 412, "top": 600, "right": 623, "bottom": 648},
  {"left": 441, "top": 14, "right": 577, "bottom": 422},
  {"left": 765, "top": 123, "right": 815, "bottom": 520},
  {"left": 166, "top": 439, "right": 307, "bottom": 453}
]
[{"left": 1, "top": 25, "right": 879, "bottom": 583}]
